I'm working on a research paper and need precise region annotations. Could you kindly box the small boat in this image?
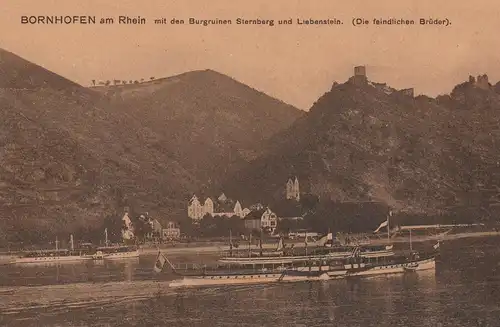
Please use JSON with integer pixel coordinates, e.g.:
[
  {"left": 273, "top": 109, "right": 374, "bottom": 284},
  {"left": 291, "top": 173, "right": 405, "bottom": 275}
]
[
  {"left": 81, "top": 229, "right": 140, "bottom": 260},
  {"left": 10, "top": 249, "right": 93, "bottom": 264},
  {"left": 99, "top": 245, "right": 140, "bottom": 260},
  {"left": 11, "top": 235, "right": 92, "bottom": 264}
]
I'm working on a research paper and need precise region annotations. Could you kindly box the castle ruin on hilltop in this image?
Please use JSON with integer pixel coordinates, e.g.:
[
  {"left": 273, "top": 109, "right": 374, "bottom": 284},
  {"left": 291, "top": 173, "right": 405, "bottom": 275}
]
[
  {"left": 351, "top": 65, "right": 368, "bottom": 85},
  {"left": 469, "top": 74, "right": 491, "bottom": 90},
  {"left": 346, "top": 65, "right": 414, "bottom": 98}
]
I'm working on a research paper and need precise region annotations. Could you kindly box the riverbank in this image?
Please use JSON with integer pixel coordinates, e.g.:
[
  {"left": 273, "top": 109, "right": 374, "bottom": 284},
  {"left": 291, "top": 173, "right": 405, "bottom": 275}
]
[
  {"left": 1, "top": 230, "right": 498, "bottom": 263},
  {"left": 371, "top": 230, "right": 500, "bottom": 245},
  {"left": 139, "top": 230, "right": 500, "bottom": 256}
]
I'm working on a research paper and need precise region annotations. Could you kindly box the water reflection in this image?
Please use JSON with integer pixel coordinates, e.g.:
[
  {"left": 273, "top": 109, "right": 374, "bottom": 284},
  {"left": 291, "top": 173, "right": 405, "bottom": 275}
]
[
  {"left": 1, "top": 237, "right": 500, "bottom": 327},
  {"left": 1, "top": 257, "right": 144, "bottom": 287},
  {"left": 122, "top": 261, "right": 134, "bottom": 282}
]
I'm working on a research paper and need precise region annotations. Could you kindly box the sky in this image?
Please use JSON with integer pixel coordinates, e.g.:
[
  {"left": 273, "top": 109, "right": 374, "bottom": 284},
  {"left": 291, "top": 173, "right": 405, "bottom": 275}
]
[{"left": 1, "top": 0, "right": 499, "bottom": 110}]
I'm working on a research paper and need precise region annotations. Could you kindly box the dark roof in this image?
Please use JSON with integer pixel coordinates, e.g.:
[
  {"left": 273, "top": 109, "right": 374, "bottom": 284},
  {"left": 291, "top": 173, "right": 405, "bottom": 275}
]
[
  {"left": 269, "top": 199, "right": 303, "bottom": 217},
  {"left": 244, "top": 209, "right": 266, "bottom": 220},
  {"left": 188, "top": 195, "right": 199, "bottom": 204},
  {"left": 215, "top": 199, "right": 235, "bottom": 212}
]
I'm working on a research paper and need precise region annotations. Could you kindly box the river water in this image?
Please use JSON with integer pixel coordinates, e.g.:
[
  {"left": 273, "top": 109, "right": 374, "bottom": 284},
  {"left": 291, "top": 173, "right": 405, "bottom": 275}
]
[{"left": 0, "top": 237, "right": 499, "bottom": 327}]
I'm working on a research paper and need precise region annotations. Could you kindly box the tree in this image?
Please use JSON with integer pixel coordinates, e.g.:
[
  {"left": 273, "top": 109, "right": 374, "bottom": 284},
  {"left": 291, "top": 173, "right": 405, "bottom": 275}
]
[
  {"left": 227, "top": 215, "right": 246, "bottom": 236},
  {"left": 276, "top": 219, "right": 297, "bottom": 234},
  {"left": 300, "top": 194, "right": 320, "bottom": 212},
  {"left": 140, "top": 78, "right": 144, "bottom": 83},
  {"left": 91, "top": 79, "right": 96, "bottom": 86},
  {"left": 250, "top": 228, "right": 262, "bottom": 238},
  {"left": 199, "top": 214, "right": 217, "bottom": 237},
  {"left": 105, "top": 80, "right": 111, "bottom": 86},
  {"left": 196, "top": 214, "right": 246, "bottom": 238},
  {"left": 102, "top": 214, "right": 127, "bottom": 244},
  {"left": 131, "top": 214, "right": 153, "bottom": 243},
  {"left": 150, "top": 77, "right": 155, "bottom": 81},
  {"left": 178, "top": 216, "right": 197, "bottom": 237},
  {"left": 122, "top": 80, "right": 127, "bottom": 85}
]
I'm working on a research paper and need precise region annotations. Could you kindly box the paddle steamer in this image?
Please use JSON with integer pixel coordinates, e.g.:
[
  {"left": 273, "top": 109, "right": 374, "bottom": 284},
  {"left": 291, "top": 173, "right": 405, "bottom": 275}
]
[
  {"left": 97, "top": 245, "right": 140, "bottom": 260},
  {"left": 81, "top": 228, "right": 140, "bottom": 260},
  {"left": 159, "top": 243, "right": 438, "bottom": 288},
  {"left": 218, "top": 232, "right": 395, "bottom": 266},
  {"left": 159, "top": 214, "right": 440, "bottom": 288},
  {"left": 11, "top": 235, "right": 93, "bottom": 264}
]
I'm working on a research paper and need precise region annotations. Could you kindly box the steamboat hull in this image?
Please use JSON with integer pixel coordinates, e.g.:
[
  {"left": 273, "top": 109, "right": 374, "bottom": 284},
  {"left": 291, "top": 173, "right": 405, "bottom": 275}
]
[
  {"left": 103, "top": 250, "right": 140, "bottom": 260},
  {"left": 343, "top": 257, "right": 436, "bottom": 277},
  {"left": 168, "top": 270, "right": 331, "bottom": 288},
  {"left": 11, "top": 255, "right": 93, "bottom": 264},
  {"left": 219, "top": 250, "right": 394, "bottom": 266},
  {"left": 168, "top": 257, "right": 435, "bottom": 288}
]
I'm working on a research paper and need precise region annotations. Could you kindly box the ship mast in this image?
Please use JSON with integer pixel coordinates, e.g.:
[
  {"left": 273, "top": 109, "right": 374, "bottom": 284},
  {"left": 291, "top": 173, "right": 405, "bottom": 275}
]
[
  {"left": 387, "top": 210, "right": 391, "bottom": 244},
  {"left": 409, "top": 228, "right": 413, "bottom": 251},
  {"left": 229, "top": 229, "right": 233, "bottom": 257},
  {"left": 105, "top": 228, "right": 109, "bottom": 247},
  {"left": 55, "top": 236, "right": 59, "bottom": 251},
  {"left": 259, "top": 228, "right": 263, "bottom": 257},
  {"left": 248, "top": 232, "right": 252, "bottom": 258},
  {"left": 305, "top": 231, "right": 308, "bottom": 256},
  {"left": 70, "top": 234, "right": 74, "bottom": 251}
]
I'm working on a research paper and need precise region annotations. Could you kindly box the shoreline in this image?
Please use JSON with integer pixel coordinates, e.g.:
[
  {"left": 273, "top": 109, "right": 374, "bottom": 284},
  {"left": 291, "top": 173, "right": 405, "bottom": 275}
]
[
  {"left": 138, "top": 230, "right": 500, "bottom": 256},
  {"left": 1, "top": 230, "right": 498, "bottom": 263}
]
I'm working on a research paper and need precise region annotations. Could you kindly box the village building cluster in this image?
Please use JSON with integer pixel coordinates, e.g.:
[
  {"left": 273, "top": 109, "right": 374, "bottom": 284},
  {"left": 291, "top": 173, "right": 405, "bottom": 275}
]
[
  {"left": 186, "top": 177, "right": 303, "bottom": 235},
  {"left": 121, "top": 211, "right": 180, "bottom": 242},
  {"left": 118, "top": 177, "right": 305, "bottom": 243}
]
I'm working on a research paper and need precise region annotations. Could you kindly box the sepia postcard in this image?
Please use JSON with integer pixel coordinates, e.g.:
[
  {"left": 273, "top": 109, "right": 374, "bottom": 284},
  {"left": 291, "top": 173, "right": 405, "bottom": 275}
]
[{"left": 0, "top": 0, "right": 499, "bottom": 326}]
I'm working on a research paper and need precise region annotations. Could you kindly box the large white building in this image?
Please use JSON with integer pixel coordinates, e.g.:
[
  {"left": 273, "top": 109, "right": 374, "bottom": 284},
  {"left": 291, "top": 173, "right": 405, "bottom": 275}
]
[{"left": 188, "top": 193, "right": 250, "bottom": 220}]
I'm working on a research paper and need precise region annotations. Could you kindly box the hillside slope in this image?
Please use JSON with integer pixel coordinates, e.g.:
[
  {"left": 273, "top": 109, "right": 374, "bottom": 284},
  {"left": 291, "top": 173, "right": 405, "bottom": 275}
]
[
  {"left": 0, "top": 49, "right": 200, "bottom": 241},
  {"left": 0, "top": 49, "right": 302, "bottom": 242},
  {"left": 92, "top": 70, "right": 303, "bottom": 186},
  {"left": 221, "top": 73, "right": 500, "bottom": 219}
]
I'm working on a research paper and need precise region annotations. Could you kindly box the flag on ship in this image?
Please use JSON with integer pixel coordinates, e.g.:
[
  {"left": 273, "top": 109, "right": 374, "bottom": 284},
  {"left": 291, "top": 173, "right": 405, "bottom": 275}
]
[
  {"left": 229, "top": 230, "right": 234, "bottom": 255},
  {"left": 385, "top": 244, "right": 394, "bottom": 250},
  {"left": 374, "top": 220, "right": 389, "bottom": 233},
  {"left": 433, "top": 241, "right": 440, "bottom": 250},
  {"left": 276, "top": 237, "right": 284, "bottom": 251},
  {"left": 259, "top": 236, "right": 263, "bottom": 256},
  {"left": 154, "top": 251, "right": 167, "bottom": 273}
]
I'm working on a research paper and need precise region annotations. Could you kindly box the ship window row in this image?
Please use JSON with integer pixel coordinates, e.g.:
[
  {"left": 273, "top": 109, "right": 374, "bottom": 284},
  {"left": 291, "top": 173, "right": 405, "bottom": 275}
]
[
  {"left": 372, "top": 264, "right": 406, "bottom": 270},
  {"left": 209, "top": 274, "right": 275, "bottom": 280}
]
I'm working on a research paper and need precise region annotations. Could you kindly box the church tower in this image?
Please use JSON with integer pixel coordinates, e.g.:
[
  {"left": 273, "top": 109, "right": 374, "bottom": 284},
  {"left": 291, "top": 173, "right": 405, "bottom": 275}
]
[
  {"left": 286, "top": 178, "right": 294, "bottom": 200},
  {"left": 293, "top": 176, "right": 300, "bottom": 201},
  {"left": 286, "top": 177, "right": 300, "bottom": 201}
]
